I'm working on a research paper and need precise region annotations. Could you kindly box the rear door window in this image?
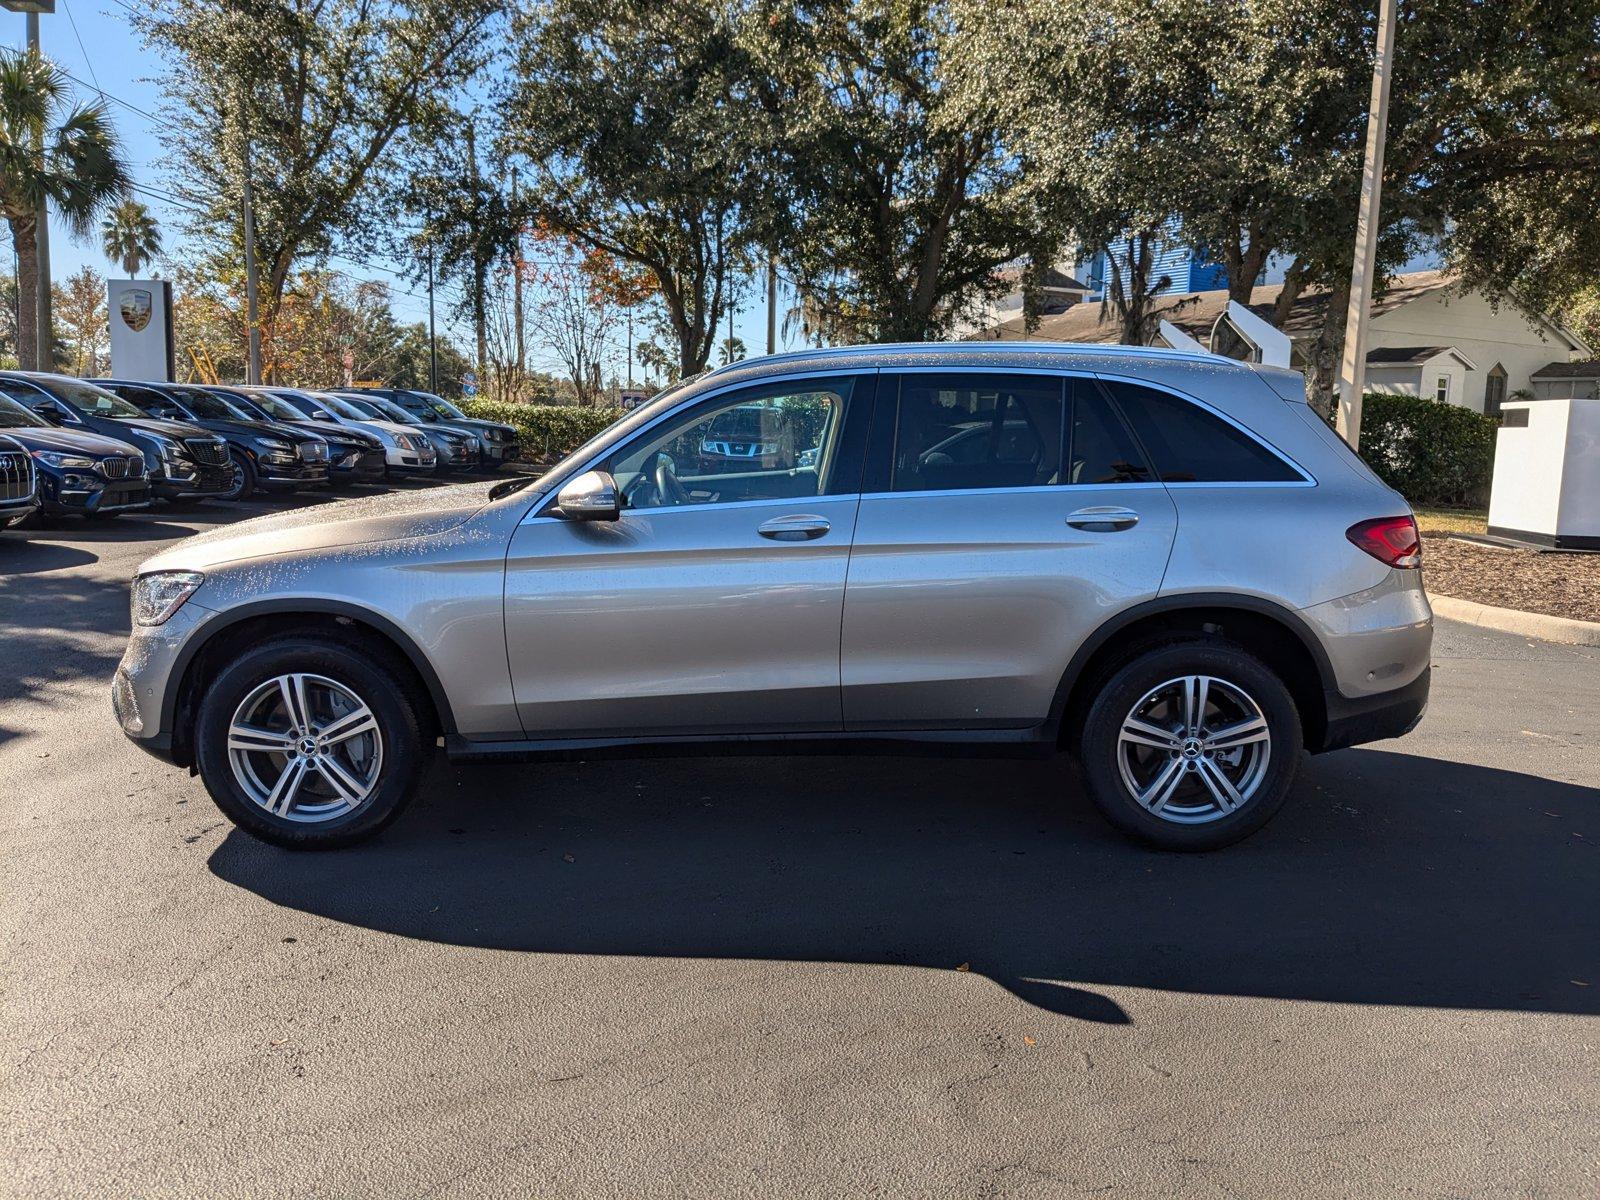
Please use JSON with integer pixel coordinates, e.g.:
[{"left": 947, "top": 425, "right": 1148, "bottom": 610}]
[
  {"left": 1066, "top": 379, "right": 1154, "bottom": 484},
  {"left": 889, "top": 373, "right": 1063, "bottom": 493}
]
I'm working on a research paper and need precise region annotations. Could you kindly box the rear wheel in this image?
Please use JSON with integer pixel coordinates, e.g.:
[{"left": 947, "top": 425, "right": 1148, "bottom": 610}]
[
  {"left": 194, "top": 636, "right": 429, "bottom": 849},
  {"left": 1078, "top": 641, "right": 1301, "bottom": 850}
]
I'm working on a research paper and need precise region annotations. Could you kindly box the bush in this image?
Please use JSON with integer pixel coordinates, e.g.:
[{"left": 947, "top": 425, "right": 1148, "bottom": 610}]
[
  {"left": 1356, "top": 392, "right": 1498, "bottom": 508},
  {"left": 459, "top": 398, "right": 623, "bottom": 464}
]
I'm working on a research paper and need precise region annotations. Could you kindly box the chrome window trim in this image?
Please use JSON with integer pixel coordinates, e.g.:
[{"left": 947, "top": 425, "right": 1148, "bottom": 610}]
[
  {"left": 857, "top": 481, "right": 1170, "bottom": 503},
  {"left": 523, "top": 367, "right": 870, "bottom": 523},
  {"left": 1090, "top": 370, "right": 1317, "bottom": 487},
  {"left": 521, "top": 490, "right": 862, "bottom": 525}
]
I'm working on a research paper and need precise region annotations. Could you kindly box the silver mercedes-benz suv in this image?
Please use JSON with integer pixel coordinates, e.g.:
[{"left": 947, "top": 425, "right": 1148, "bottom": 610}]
[{"left": 113, "top": 344, "right": 1432, "bottom": 851}]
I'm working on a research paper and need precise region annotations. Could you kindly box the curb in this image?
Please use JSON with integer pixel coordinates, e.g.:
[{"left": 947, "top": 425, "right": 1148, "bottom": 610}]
[{"left": 1430, "top": 594, "right": 1600, "bottom": 646}]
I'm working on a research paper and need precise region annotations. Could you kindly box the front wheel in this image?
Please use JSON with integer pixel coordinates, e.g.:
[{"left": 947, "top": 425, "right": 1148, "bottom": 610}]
[
  {"left": 221, "top": 451, "right": 257, "bottom": 501},
  {"left": 1078, "top": 641, "right": 1302, "bottom": 850},
  {"left": 194, "top": 636, "right": 430, "bottom": 849}
]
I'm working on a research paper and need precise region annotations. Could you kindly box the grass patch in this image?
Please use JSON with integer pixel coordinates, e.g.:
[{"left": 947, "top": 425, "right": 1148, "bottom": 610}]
[{"left": 1414, "top": 507, "right": 1487, "bottom": 536}]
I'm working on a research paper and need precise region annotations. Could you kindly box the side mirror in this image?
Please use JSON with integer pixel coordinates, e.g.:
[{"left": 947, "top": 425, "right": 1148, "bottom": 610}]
[
  {"left": 310, "top": 409, "right": 333, "bottom": 420},
  {"left": 556, "top": 469, "right": 621, "bottom": 521},
  {"left": 30, "top": 402, "right": 62, "bottom": 425}
]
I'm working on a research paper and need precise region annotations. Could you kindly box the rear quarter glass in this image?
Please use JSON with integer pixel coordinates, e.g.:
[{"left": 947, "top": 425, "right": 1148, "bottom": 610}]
[{"left": 1291, "top": 403, "right": 1393, "bottom": 492}]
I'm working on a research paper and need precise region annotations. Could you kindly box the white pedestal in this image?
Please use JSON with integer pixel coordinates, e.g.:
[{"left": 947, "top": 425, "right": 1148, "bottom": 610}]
[{"left": 1487, "top": 399, "right": 1600, "bottom": 549}]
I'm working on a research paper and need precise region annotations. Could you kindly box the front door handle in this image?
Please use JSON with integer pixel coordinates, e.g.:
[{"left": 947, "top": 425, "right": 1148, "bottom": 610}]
[
  {"left": 1066, "top": 506, "right": 1140, "bottom": 531},
  {"left": 758, "top": 514, "right": 831, "bottom": 541}
]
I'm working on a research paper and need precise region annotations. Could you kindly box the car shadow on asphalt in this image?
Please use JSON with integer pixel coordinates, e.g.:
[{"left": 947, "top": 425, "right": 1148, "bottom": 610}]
[{"left": 207, "top": 746, "right": 1598, "bottom": 1023}]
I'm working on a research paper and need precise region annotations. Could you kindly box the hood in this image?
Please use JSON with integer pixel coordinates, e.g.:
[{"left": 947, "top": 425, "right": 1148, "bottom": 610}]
[
  {"left": 187, "top": 417, "right": 321, "bottom": 444},
  {"left": 99, "top": 415, "right": 215, "bottom": 441},
  {"left": 0, "top": 424, "right": 144, "bottom": 457},
  {"left": 291, "top": 418, "right": 378, "bottom": 447},
  {"left": 139, "top": 482, "right": 495, "bottom": 574},
  {"left": 361, "top": 419, "right": 431, "bottom": 441},
  {"left": 450, "top": 417, "right": 515, "bottom": 437}
]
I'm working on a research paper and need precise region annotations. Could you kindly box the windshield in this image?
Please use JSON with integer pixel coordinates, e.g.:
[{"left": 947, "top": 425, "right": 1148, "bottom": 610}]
[
  {"left": 410, "top": 391, "right": 464, "bottom": 420},
  {"left": 32, "top": 375, "right": 146, "bottom": 419},
  {"left": 252, "top": 392, "right": 308, "bottom": 422},
  {"left": 0, "top": 396, "right": 47, "bottom": 428},
  {"left": 177, "top": 389, "right": 252, "bottom": 421},
  {"left": 316, "top": 393, "right": 370, "bottom": 421},
  {"left": 362, "top": 395, "right": 418, "bottom": 423}
]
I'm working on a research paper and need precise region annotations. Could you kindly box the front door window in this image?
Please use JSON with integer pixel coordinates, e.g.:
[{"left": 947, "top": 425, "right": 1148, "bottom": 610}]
[{"left": 607, "top": 378, "right": 854, "bottom": 510}]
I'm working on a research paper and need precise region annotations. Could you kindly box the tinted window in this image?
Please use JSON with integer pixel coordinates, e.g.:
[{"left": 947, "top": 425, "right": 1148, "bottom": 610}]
[
  {"left": 1108, "top": 382, "right": 1302, "bottom": 483},
  {"left": 891, "top": 374, "right": 1063, "bottom": 493},
  {"left": 1067, "top": 380, "right": 1153, "bottom": 484}
]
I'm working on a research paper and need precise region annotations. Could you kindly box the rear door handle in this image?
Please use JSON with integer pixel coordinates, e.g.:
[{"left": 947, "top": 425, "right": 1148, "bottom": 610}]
[
  {"left": 1066, "top": 506, "right": 1140, "bottom": 531},
  {"left": 758, "top": 514, "right": 831, "bottom": 541}
]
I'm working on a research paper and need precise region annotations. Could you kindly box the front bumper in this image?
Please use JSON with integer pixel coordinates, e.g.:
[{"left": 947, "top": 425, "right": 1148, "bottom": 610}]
[
  {"left": 40, "top": 474, "right": 152, "bottom": 515},
  {"left": 0, "top": 495, "right": 38, "bottom": 526},
  {"left": 329, "top": 448, "right": 386, "bottom": 484},
  {"left": 113, "top": 600, "right": 212, "bottom": 763},
  {"left": 384, "top": 446, "right": 437, "bottom": 474},
  {"left": 152, "top": 460, "right": 234, "bottom": 498},
  {"left": 480, "top": 439, "right": 519, "bottom": 466},
  {"left": 256, "top": 460, "right": 332, "bottom": 491}
]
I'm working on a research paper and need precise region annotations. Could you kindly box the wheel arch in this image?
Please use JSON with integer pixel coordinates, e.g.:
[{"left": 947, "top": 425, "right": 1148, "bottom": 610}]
[
  {"left": 1050, "top": 593, "right": 1336, "bottom": 753},
  {"left": 162, "top": 599, "right": 456, "bottom": 768}
]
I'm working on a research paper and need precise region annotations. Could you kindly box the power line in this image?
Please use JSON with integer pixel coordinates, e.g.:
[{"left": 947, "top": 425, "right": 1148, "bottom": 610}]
[{"left": 59, "top": 0, "right": 102, "bottom": 99}]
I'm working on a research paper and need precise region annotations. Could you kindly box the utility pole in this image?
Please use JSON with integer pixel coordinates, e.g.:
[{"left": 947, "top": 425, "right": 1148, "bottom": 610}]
[
  {"left": 1335, "top": 0, "right": 1397, "bottom": 450},
  {"left": 766, "top": 258, "right": 777, "bottom": 355},
  {"left": 241, "top": 116, "right": 263, "bottom": 386},
  {"left": 23, "top": 7, "right": 51, "bottom": 370},
  {"left": 510, "top": 165, "right": 525, "bottom": 376},
  {"left": 726, "top": 297, "right": 734, "bottom": 364},
  {"left": 626, "top": 309, "right": 633, "bottom": 388},
  {"left": 426, "top": 224, "right": 438, "bottom": 394}
]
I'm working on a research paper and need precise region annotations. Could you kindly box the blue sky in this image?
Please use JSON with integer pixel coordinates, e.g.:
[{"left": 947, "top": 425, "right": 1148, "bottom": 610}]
[{"left": 4, "top": 2, "right": 798, "bottom": 381}]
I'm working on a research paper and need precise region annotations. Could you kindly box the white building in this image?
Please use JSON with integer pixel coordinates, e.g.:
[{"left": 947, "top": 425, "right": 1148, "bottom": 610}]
[{"left": 971, "top": 269, "right": 1592, "bottom": 414}]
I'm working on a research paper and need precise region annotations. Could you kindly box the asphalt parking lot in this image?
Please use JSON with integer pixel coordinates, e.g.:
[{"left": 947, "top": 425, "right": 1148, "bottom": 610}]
[{"left": 2, "top": 488, "right": 1596, "bottom": 1198}]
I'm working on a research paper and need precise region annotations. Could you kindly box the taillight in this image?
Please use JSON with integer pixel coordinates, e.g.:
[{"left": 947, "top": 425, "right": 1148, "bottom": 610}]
[{"left": 1346, "top": 515, "right": 1422, "bottom": 569}]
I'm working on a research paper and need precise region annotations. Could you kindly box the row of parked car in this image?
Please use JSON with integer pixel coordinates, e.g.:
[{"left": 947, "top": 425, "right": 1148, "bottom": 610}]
[{"left": 0, "top": 374, "right": 521, "bottom": 529}]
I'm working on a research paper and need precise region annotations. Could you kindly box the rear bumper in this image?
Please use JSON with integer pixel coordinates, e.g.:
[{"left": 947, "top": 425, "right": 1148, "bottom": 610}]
[{"left": 1316, "top": 666, "right": 1430, "bottom": 753}]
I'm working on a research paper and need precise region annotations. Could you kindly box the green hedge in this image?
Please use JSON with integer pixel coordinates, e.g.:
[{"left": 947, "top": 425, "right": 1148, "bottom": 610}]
[
  {"left": 459, "top": 398, "right": 623, "bottom": 463},
  {"left": 1356, "top": 392, "right": 1498, "bottom": 508}
]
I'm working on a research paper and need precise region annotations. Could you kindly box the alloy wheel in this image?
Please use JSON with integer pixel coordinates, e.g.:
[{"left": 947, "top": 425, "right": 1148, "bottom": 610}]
[
  {"left": 226, "top": 672, "right": 384, "bottom": 823},
  {"left": 1115, "top": 674, "right": 1271, "bottom": 824}
]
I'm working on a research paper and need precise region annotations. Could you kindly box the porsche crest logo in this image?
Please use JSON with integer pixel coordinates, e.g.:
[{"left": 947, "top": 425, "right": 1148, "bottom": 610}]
[{"left": 119, "top": 288, "right": 153, "bottom": 333}]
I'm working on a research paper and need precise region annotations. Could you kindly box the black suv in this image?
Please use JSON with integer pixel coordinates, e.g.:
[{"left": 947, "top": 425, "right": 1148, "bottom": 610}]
[
  {"left": 350, "top": 387, "right": 519, "bottom": 468},
  {"left": 212, "top": 386, "right": 387, "bottom": 488},
  {"left": 0, "top": 372, "right": 232, "bottom": 504},
  {"left": 0, "top": 395, "right": 150, "bottom": 519},
  {"left": 0, "top": 431, "right": 39, "bottom": 528},
  {"left": 94, "top": 379, "right": 330, "bottom": 501}
]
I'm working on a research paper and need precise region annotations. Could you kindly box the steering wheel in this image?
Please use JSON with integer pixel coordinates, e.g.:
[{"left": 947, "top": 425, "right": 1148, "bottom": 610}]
[{"left": 652, "top": 452, "right": 691, "bottom": 506}]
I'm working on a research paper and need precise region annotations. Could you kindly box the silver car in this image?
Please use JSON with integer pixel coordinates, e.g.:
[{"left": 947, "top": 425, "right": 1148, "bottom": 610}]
[{"left": 113, "top": 344, "right": 1432, "bottom": 851}]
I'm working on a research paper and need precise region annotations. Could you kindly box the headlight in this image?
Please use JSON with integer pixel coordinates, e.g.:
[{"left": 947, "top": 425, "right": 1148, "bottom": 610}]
[
  {"left": 30, "top": 450, "right": 95, "bottom": 469},
  {"left": 257, "top": 438, "right": 293, "bottom": 453},
  {"left": 149, "top": 435, "right": 183, "bottom": 459},
  {"left": 130, "top": 571, "right": 204, "bottom": 627},
  {"left": 398, "top": 433, "right": 421, "bottom": 451}
]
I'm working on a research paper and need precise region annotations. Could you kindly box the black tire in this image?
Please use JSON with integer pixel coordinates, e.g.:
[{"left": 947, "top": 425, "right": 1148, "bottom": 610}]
[
  {"left": 194, "top": 635, "right": 431, "bottom": 849},
  {"left": 221, "top": 451, "right": 257, "bottom": 501},
  {"left": 1077, "top": 640, "right": 1302, "bottom": 851}
]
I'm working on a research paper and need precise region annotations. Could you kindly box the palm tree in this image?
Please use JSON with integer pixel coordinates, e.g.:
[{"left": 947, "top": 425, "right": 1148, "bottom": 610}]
[
  {"left": 0, "top": 49, "right": 129, "bottom": 369},
  {"left": 101, "top": 198, "right": 160, "bottom": 278}
]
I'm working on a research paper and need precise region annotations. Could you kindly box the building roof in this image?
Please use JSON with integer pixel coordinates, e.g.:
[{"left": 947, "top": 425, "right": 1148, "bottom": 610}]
[
  {"left": 1530, "top": 359, "right": 1600, "bottom": 379},
  {"left": 1366, "top": 345, "right": 1478, "bottom": 370},
  {"left": 991, "top": 264, "right": 1093, "bottom": 294},
  {"left": 975, "top": 269, "right": 1459, "bottom": 344},
  {"left": 1366, "top": 345, "right": 1450, "bottom": 365}
]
